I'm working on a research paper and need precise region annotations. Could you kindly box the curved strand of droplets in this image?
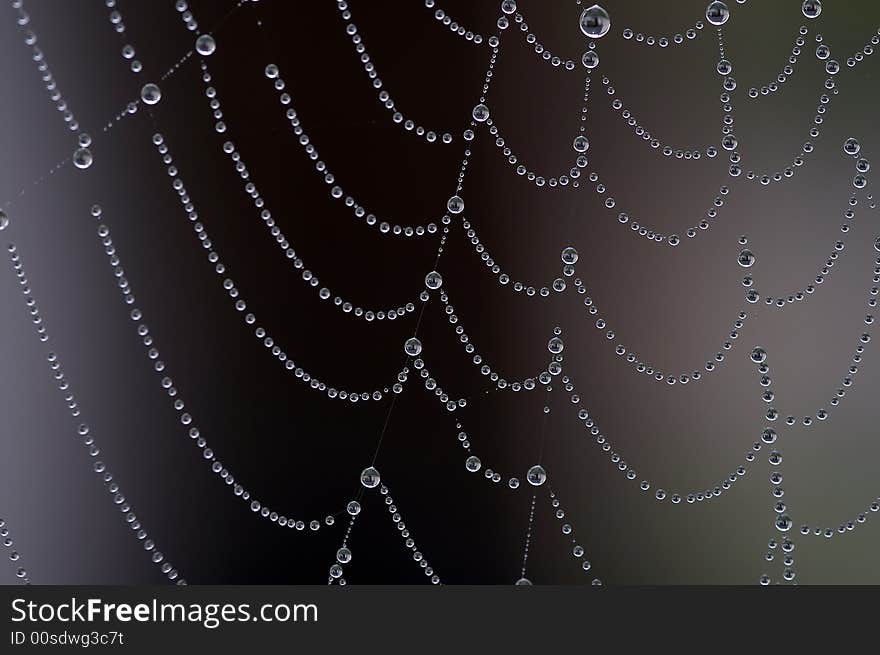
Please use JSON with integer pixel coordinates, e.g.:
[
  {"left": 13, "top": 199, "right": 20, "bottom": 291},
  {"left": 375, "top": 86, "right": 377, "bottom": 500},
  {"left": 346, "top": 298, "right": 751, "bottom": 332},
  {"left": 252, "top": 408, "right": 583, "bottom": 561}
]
[
  {"left": 449, "top": 408, "right": 610, "bottom": 584},
  {"left": 475, "top": 69, "right": 734, "bottom": 246},
  {"left": 437, "top": 287, "right": 563, "bottom": 390},
  {"left": 744, "top": 193, "right": 863, "bottom": 309},
  {"left": 619, "top": 19, "right": 706, "bottom": 48},
  {"left": 9, "top": 0, "right": 82, "bottom": 136},
  {"left": 335, "top": 0, "right": 456, "bottom": 144},
  {"left": 585, "top": 68, "right": 735, "bottom": 245},
  {"left": 563, "top": 375, "right": 754, "bottom": 505},
  {"left": 422, "top": 0, "right": 485, "bottom": 45},
  {"left": 505, "top": 10, "right": 578, "bottom": 71},
  {"left": 5, "top": 245, "right": 186, "bottom": 584},
  {"left": 450, "top": 417, "right": 521, "bottom": 490},
  {"left": 582, "top": 169, "right": 734, "bottom": 246},
  {"left": 742, "top": 148, "right": 870, "bottom": 306},
  {"left": 326, "top": 510, "right": 358, "bottom": 584},
  {"left": 198, "top": 61, "right": 424, "bottom": 323},
  {"left": 460, "top": 217, "right": 572, "bottom": 295},
  {"left": 91, "top": 213, "right": 345, "bottom": 532},
  {"left": 797, "top": 495, "right": 880, "bottom": 540},
  {"left": 741, "top": 25, "right": 809, "bottom": 100},
  {"left": 600, "top": 74, "right": 721, "bottom": 160},
  {"left": 748, "top": 267, "right": 878, "bottom": 541},
  {"left": 148, "top": 132, "right": 411, "bottom": 404},
  {"left": 0, "top": 517, "right": 30, "bottom": 584},
  {"left": 837, "top": 27, "right": 880, "bottom": 71},
  {"left": 717, "top": 27, "right": 839, "bottom": 187},
  {"left": 264, "top": 63, "right": 445, "bottom": 237},
  {"left": 546, "top": 487, "right": 603, "bottom": 585},
  {"left": 481, "top": 63, "right": 591, "bottom": 191},
  {"left": 737, "top": 84, "right": 835, "bottom": 187},
  {"left": 411, "top": 347, "right": 475, "bottom": 412},
  {"left": 483, "top": 112, "right": 585, "bottom": 189},
  {"left": 373, "top": 481, "right": 441, "bottom": 584},
  {"left": 576, "top": 273, "right": 750, "bottom": 386},
  {"left": 101, "top": 0, "right": 146, "bottom": 77},
  {"left": 778, "top": 195, "right": 880, "bottom": 539},
  {"left": 750, "top": 251, "right": 878, "bottom": 430}
]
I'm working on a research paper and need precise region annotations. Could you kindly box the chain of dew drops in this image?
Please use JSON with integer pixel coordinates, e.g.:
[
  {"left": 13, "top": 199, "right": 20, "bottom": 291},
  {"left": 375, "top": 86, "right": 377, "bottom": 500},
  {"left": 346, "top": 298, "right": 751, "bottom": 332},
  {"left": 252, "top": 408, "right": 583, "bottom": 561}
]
[
  {"left": 2, "top": 0, "right": 880, "bottom": 585},
  {"left": 0, "top": 0, "right": 583, "bottom": 586}
]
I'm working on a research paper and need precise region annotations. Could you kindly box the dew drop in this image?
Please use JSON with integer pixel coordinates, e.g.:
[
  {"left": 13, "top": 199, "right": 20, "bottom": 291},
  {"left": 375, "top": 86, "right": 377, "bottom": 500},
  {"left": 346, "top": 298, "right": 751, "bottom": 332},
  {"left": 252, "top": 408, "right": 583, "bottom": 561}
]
[
  {"left": 579, "top": 5, "right": 611, "bottom": 38},
  {"left": 195, "top": 34, "right": 216, "bottom": 56}
]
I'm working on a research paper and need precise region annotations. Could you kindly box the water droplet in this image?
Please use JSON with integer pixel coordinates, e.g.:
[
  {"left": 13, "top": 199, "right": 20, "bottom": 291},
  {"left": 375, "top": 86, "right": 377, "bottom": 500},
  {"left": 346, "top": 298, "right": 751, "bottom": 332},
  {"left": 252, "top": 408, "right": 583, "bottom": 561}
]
[
  {"left": 527, "top": 465, "right": 547, "bottom": 486},
  {"left": 561, "top": 247, "right": 579, "bottom": 265},
  {"left": 465, "top": 455, "right": 481, "bottom": 472},
  {"left": 582, "top": 50, "right": 599, "bottom": 69},
  {"left": 73, "top": 148, "right": 93, "bottom": 170},
  {"left": 737, "top": 249, "right": 756, "bottom": 268},
  {"left": 472, "top": 103, "right": 489, "bottom": 122},
  {"left": 196, "top": 34, "right": 216, "bottom": 56},
  {"left": 775, "top": 515, "right": 793, "bottom": 532},
  {"left": 425, "top": 271, "right": 443, "bottom": 290},
  {"left": 360, "top": 466, "right": 380, "bottom": 488},
  {"left": 844, "top": 137, "right": 860, "bottom": 156},
  {"left": 579, "top": 5, "right": 611, "bottom": 38},
  {"left": 802, "top": 0, "right": 821, "bottom": 19},
  {"left": 140, "top": 83, "right": 161, "bottom": 105},
  {"left": 404, "top": 337, "right": 422, "bottom": 356},
  {"left": 706, "top": 1, "right": 730, "bottom": 26}
]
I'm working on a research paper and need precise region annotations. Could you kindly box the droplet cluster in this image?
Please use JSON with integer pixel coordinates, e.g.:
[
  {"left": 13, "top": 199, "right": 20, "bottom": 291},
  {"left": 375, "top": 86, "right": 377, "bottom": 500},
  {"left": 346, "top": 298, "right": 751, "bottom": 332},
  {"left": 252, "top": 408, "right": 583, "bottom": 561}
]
[
  {"left": 91, "top": 209, "right": 338, "bottom": 531},
  {"left": 3, "top": 0, "right": 880, "bottom": 587},
  {"left": 336, "top": 1, "right": 455, "bottom": 144}
]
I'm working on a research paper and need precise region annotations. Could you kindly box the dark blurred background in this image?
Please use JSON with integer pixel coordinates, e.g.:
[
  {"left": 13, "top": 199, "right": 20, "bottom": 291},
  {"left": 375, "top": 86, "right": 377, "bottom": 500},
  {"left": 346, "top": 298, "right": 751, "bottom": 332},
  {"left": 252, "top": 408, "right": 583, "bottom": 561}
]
[{"left": 2, "top": 0, "right": 880, "bottom": 585}]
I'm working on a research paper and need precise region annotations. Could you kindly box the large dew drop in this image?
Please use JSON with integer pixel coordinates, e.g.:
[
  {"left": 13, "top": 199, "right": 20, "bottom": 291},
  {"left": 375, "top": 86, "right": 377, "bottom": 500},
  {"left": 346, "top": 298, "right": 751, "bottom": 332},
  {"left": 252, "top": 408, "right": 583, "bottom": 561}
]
[
  {"left": 802, "top": 0, "right": 821, "bottom": 19},
  {"left": 706, "top": 1, "right": 730, "bottom": 26},
  {"left": 196, "top": 34, "right": 216, "bottom": 56},
  {"left": 73, "top": 148, "right": 93, "bottom": 170},
  {"left": 404, "top": 337, "right": 422, "bottom": 356},
  {"left": 579, "top": 5, "right": 611, "bottom": 39},
  {"left": 360, "top": 466, "right": 380, "bottom": 489},
  {"left": 140, "top": 83, "right": 161, "bottom": 106}
]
